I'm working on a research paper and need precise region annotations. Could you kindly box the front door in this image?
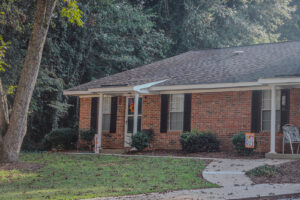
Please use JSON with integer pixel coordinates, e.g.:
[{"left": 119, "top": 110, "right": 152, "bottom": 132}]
[{"left": 124, "top": 97, "right": 142, "bottom": 147}]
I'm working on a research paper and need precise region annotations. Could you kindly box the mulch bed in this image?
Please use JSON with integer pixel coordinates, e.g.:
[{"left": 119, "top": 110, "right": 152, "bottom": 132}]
[
  {"left": 249, "top": 161, "right": 300, "bottom": 184},
  {"left": 0, "top": 162, "right": 44, "bottom": 171},
  {"left": 127, "top": 150, "right": 265, "bottom": 159},
  {"left": 238, "top": 193, "right": 300, "bottom": 200}
]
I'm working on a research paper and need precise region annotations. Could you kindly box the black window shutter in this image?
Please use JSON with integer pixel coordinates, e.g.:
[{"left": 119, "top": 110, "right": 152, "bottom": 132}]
[
  {"left": 183, "top": 93, "right": 192, "bottom": 132},
  {"left": 90, "top": 97, "right": 99, "bottom": 131},
  {"left": 160, "top": 94, "right": 169, "bottom": 133},
  {"left": 251, "top": 91, "right": 262, "bottom": 133},
  {"left": 109, "top": 97, "right": 118, "bottom": 133},
  {"left": 280, "top": 89, "right": 290, "bottom": 129}
]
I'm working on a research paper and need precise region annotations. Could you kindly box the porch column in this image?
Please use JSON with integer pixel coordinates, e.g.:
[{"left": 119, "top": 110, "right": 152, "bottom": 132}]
[
  {"left": 96, "top": 93, "right": 104, "bottom": 153},
  {"left": 270, "top": 85, "right": 277, "bottom": 154},
  {"left": 133, "top": 93, "right": 139, "bottom": 135}
]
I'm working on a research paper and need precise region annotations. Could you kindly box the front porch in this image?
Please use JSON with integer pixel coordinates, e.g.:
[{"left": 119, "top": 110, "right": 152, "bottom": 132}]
[{"left": 265, "top": 152, "right": 300, "bottom": 160}]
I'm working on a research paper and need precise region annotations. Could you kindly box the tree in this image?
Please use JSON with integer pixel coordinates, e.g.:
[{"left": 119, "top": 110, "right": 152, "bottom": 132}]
[
  {"left": 0, "top": 36, "right": 9, "bottom": 141},
  {"left": 0, "top": 0, "right": 171, "bottom": 154},
  {"left": 0, "top": 0, "right": 82, "bottom": 162},
  {"left": 21, "top": 0, "right": 170, "bottom": 151},
  {"left": 181, "top": 0, "right": 294, "bottom": 51},
  {"left": 279, "top": 1, "right": 300, "bottom": 41},
  {"left": 138, "top": 0, "right": 295, "bottom": 54}
]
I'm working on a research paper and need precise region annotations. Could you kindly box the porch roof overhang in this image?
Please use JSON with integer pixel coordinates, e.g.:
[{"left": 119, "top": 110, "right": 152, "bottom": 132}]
[{"left": 63, "top": 77, "right": 300, "bottom": 97}]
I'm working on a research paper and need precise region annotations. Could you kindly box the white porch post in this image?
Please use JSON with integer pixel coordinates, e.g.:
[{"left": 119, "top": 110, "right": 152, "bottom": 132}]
[
  {"left": 96, "top": 93, "right": 104, "bottom": 153},
  {"left": 133, "top": 93, "right": 139, "bottom": 135},
  {"left": 270, "top": 85, "right": 277, "bottom": 154}
]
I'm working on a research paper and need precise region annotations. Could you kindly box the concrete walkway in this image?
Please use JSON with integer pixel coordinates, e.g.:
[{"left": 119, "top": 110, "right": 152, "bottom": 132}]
[{"left": 87, "top": 157, "right": 300, "bottom": 200}]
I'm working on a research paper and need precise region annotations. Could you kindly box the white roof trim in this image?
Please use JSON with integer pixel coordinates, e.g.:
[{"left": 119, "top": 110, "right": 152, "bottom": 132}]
[
  {"left": 88, "top": 86, "right": 133, "bottom": 93},
  {"left": 64, "top": 77, "right": 300, "bottom": 97},
  {"left": 258, "top": 77, "right": 300, "bottom": 84},
  {"left": 63, "top": 90, "right": 94, "bottom": 96},
  {"left": 149, "top": 81, "right": 262, "bottom": 91}
]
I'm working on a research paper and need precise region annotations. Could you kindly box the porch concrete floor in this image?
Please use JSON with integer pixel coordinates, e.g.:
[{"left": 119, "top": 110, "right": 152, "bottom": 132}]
[
  {"left": 266, "top": 153, "right": 300, "bottom": 160},
  {"left": 87, "top": 157, "right": 300, "bottom": 200}
]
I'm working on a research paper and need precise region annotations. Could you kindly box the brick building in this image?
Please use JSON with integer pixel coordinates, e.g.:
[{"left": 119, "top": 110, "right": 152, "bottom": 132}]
[{"left": 64, "top": 41, "right": 300, "bottom": 154}]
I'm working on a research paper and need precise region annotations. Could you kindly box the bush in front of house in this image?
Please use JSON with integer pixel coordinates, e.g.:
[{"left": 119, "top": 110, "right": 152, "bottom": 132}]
[
  {"left": 180, "top": 130, "right": 220, "bottom": 153},
  {"left": 232, "top": 132, "right": 257, "bottom": 155},
  {"left": 43, "top": 128, "right": 78, "bottom": 150},
  {"left": 80, "top": 129, "right": 96, "bottom": 142},
  {"left": 131, "top": 131, "right": 151, "bottom": 151}
]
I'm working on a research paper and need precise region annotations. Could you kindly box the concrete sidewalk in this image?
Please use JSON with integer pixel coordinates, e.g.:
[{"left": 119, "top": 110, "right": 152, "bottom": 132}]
[{"left": 87, "top": 157, "right": 300, "bottom": 200}]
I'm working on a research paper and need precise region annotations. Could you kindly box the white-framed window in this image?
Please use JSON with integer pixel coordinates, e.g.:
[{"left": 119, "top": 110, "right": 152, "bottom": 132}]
[
  {"left": 169, "top": 94, "right": 184, "bottom": 131},
  {"left": 261, "top": 90, "right": 281, "bottom": 131},
  {"left": 102, "top": 97, "right": 111, "bottom": 131}
]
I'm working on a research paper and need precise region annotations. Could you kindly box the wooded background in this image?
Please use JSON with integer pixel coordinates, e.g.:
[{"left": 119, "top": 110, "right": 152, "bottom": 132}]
[{"left": 1, "top": 0, "right": 300, "bottom": 151}]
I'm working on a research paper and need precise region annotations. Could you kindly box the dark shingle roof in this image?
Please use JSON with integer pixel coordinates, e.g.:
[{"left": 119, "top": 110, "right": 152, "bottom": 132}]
[{"left": 67, "top": 41, "right": 300, "bottom": 91}]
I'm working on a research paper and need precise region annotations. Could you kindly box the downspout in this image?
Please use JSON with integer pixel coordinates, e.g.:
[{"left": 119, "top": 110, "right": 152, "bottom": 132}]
[{"left": 133, "top": 79, "right": 168, "bottom": 94}]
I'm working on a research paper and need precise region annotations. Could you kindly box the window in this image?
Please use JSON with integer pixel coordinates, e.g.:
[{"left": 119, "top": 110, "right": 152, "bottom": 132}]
[
  {"left": 169, "top": 94, "right": 184, "bottom": 131},
  {"left": 102, "top": 97, "right": 111, "bottom": 131},
  {"left": 127, "top": 97, "right": 142, "bottom": 133},
  {"left": 261, "top": 90, "right": 281, "bottom": 131}
]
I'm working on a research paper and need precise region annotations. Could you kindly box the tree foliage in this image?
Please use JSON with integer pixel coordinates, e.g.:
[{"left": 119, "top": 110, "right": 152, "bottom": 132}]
[
  {"left": 0, "top": 35, "right": 10, "bottom": 72},
  {"left": 1, "top": 0, "right": 171, "bottom": 151},
  {"left": 136, "top": 0, "right": 295, "bottom": 53}
]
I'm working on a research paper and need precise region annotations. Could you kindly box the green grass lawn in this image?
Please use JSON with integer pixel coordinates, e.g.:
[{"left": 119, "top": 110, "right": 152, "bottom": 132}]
[{"left": 0, "top": 153, "right": 217, "bottom": 200}]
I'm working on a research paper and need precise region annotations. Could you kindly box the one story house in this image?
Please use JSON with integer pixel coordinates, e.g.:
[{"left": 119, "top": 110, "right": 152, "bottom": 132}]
[{"left": 64, "top": 41, "right": 300, "bottom": 155}]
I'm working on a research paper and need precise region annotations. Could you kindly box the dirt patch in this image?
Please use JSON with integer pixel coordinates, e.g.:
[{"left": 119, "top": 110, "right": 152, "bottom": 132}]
[
  {"left": 247, "top": 161, "right": 300, "bottom": 184},
  {"left": 0, "top": 162, "right": 45, "bottom": 171},
  {"left": 127, "top": 150, "right": 264, "bottom": 159}
]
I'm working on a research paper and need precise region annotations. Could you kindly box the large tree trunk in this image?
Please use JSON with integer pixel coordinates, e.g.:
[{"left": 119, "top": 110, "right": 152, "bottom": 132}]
[
  {"left": 0, "top": 0, "right": 57, "bottom": 163},
  {"left": 0, "top": 79, "right": 9, "bottom": 148}
]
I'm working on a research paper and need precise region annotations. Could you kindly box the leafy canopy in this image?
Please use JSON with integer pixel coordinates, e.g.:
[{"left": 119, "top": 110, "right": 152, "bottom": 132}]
[{"left": 61, "top": 0, "right": 83, "bottom": 26}]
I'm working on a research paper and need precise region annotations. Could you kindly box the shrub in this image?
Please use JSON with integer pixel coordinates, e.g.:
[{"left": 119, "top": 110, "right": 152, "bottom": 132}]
[
  {"left": 246, "top": 165, "right": 281, "bottom": 178},
  {"left": 43, "top": 128, "right": 78, "bottom": 150},
  {"left": 131, "top": 131, "right": 150, "bottom": 151},
  {"left": 180, "top": 130, "right": 220, "bottom": 153},
  {"left": 80, "top": 129, "right": 96, "bottom": 142},
  {"left": 141, "top": 129, "right": 154, "bottom": 141},
  {"left": 232, "top": 132, "right": 257, "bottom": 155}
]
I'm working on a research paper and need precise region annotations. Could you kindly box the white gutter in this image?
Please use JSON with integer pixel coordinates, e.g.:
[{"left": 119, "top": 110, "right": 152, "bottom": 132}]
[
  {"left": 133, "top": 80, "right": 168, "bottom": 94},
  {"left": 63, "top": 77, "right": 300, "bottom": 97},
  {"left": 149, "top": 81, "right": 263, "bottom": 91},
  {"left": 258, "top": 77, "right": 300, "bottom": 84},
  {"left": 88, "top": 86, "right": 133, "bottom": 93},
  {"left": 63, "top": 90, "right": 95, "bottom": 96}
]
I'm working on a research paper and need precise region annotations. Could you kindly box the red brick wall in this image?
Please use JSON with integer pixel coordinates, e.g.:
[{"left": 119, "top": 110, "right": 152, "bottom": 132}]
[
  {"left": 102, "top": 96, "right": 126, "bottom": 149},
  {"left": 256, "top": 88, "right": 300, "bottom": 153},
  {"left": 191, "top": 91, "right": 252, "bottom": 151},
  {"left": 79, "top": 98, "right": 92, "bottom": 130},
  {"left": 290, "top": 88, "right": 300, "bottom": 127},
  {"left": 141, "top": 91, "right": 252, "bottom": 151},
  {"left": 78, "top": 89, "right": 300, "bottom": 153},
  {"left": 142, "top": 95, "right": 182, "bottom": 149},
  {"left": 78, "top": 97, "right": 125, "bottom": 150}
]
